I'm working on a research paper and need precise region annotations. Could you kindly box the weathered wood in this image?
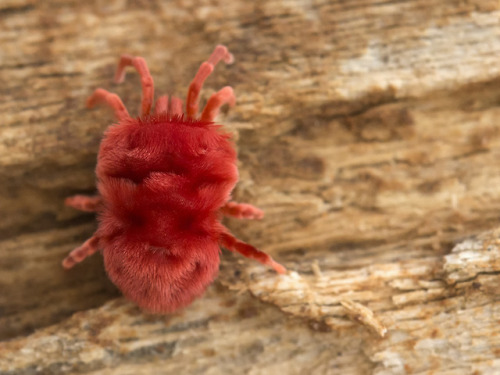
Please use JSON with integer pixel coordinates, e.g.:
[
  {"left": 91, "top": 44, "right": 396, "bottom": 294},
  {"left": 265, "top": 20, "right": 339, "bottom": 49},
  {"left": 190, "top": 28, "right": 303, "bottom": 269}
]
[
  {"left": 0, "top": 290, "right": 375, "bottom": 375},
  {"left": 2, "top": 0, "right": 500, "bottom": 373},
  {"left": 0, "top": 224, "right": 120, "bottom": 339},
  {"left": 1, "top": 232, "right": 499, "bottom": 374}
]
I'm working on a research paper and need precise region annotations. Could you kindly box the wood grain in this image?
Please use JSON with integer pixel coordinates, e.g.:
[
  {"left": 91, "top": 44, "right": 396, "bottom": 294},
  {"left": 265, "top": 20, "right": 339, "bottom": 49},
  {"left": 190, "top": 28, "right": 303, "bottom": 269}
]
[
  {"left": 1, "top": 230, "right": 499, "bottom": 373},
  {"left": 2, "top": 0, "right": 500, "bottom": 373}
]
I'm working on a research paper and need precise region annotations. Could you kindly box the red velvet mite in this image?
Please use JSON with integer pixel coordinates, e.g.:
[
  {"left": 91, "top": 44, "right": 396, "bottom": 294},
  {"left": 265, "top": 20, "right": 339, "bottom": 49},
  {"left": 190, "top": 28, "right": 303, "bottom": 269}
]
[{"left": 63, "top": 45, "right": 286, "bottom": 313}]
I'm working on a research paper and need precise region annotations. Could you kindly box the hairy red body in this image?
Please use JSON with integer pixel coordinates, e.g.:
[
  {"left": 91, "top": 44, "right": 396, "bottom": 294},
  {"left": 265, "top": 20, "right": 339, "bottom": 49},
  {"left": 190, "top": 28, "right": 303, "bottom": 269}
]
[{"left": 63, "top": 46, "right": 285, "bottom": 313}]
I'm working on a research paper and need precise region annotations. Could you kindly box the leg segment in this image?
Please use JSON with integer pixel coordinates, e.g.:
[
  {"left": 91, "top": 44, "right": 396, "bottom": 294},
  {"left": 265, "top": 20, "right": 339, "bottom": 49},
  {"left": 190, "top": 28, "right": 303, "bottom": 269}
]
[
  {"left": 170, "top": 96, "right": 183, "bottom": 117},
  {"left": 221, "top": 201, "right": 264, "bottom": 220},
  {"left": 65, "top": 195, "right": 102, "bottom": 212},
  {"left": 155, "top": 95, "right": 169, "bottom": 115},
  {"left": 186, "top": 45, "right": 234, "bottom": 119},
  {"left": 62, "top": 235, "right": 100, "bottom": 269},
  {"left": 114, "top": 54, "right": 154, "bottom": 116},
  {"left": 200, "top": 86, "right": 236, "bottom": 122},
  {"left": 87, "top": 88, "right": 130, "bottom": 122},
  {"left": 219, "top": 232, "right": 286, "bottom": 274}
]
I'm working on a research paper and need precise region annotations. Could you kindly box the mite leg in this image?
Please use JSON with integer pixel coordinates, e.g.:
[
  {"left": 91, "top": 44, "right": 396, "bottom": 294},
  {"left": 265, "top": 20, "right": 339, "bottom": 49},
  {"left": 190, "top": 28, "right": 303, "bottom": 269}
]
[
  {"left": 186, "top": 45, "right": 234, "bottom": 119},
  {"left": 221, "top": 201, "right": 263, "bottom": 220},
  {"left": 155, "top": 95, "right": 169, "bottom": 115},
  {"left": 65, "top": 195, "right": 102, "bottom": 212},
  {"left": 114, "top": 54, "right": 154, "bottom": 116},
  {"left": 87, "top": 88, "right": 130, "bottom": 122},
  {"left": 62, "top": 235, "right": 100, "bottom": 269},
  {"left": 170, "top": 96, "right": 183, "bottom": 117},
  {"left": 219, "top": 232, "right": 286, "bottom": 274},
  {"left": 200, "top": 86, "right": 236, "bottom": 122}
]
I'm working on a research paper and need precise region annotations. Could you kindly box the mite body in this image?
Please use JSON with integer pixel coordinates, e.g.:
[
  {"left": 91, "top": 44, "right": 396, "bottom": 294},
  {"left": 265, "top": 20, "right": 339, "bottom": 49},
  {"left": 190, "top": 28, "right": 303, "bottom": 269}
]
[{"left": 63, "top": 46, "right": 285, "bottom": 313}]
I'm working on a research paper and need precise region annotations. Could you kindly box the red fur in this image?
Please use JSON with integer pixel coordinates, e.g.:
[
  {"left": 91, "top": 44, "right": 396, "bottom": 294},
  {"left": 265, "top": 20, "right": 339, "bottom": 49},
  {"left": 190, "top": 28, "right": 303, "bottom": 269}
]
[{"left": 63, "top": 46, "right": 285, "bottom": 313}]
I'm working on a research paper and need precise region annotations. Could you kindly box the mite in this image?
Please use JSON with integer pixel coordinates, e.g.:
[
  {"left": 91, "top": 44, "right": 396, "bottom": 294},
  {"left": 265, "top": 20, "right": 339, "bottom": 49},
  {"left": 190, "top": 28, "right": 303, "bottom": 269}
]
[{"left": 62, "top": 46, "right": 286, "bottom": 313}]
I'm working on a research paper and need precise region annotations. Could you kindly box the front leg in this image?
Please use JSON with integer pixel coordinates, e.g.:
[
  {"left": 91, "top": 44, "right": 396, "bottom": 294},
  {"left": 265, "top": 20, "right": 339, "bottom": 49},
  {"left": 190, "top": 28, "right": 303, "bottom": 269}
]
[
  {"left": 65, "top": 195, "right": 102, "bottom": 212},
  {"left": 221, "top": 201, "right": 264, "bottom": 220}
]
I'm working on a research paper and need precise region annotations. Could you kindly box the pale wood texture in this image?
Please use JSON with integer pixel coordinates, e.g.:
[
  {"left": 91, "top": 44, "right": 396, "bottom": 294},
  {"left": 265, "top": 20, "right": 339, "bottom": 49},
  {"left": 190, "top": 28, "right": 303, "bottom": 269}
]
[
  {"left": 1, "top": 233, "right": 499, "bottom": 374},
  {"left": 2, "top": 0, "right": 500, "bottom": 374}
]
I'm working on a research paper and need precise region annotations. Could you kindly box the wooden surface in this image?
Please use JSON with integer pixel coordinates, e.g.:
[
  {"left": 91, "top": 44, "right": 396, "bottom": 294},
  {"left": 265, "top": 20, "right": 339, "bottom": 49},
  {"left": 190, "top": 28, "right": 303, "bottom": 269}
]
[{"left": 2, "top": 0, "right": 500, "bottom": 374}]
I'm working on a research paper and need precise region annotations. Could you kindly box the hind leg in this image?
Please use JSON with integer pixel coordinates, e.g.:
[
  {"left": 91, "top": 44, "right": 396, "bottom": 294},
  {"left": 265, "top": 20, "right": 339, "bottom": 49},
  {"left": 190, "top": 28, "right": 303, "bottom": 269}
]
[
  {"left": 219, "top": 232, "right": 286, "bottom": 274},
  {"left": 62, "top": 235, "right": 100, "bottom": 269},
  {"left": 221, "top": 202, "right": 263, "bottom": 220},
  {"left": 65, "top": 195, "right": 102, "bottom": 212}
]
